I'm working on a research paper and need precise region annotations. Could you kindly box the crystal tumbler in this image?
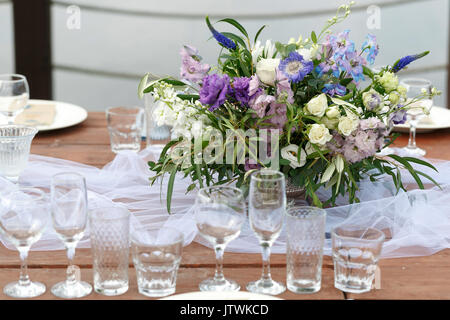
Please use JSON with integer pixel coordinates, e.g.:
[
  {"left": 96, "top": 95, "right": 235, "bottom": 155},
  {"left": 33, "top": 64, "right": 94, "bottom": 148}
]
[
  {"left": 332, "top": 226, "right": 385, "bottom": 293},
  {"left": 131, "top": 227, "right": 183, "bottom": 297},
  {"left": 144, "top": 94, "right": 171, "bottom": 148},
  {"left": 0, "top": 125, "right": 38, "bottom": 183},
  {"left": 286, "top": 206, "right": 326, "bottom": 293},
  {"left": 90, "top": 207, "right": 130, "bottom": 296},
  {"left": 106, "top": 106, "right": 144, "bottom": 153}
]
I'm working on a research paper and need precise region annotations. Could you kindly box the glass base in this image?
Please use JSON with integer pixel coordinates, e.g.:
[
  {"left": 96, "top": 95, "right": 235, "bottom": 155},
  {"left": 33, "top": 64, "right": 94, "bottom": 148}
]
[
  {"left": 138, "top": 286, "right": 175, "bottom": 298},
  {"left": 246, "top": 279, "right": 286, "bottom": 295},
  {"left": 287, "top": 283, "right": 320, "bottom": 294},
  {"left": 334, "top": 282, "right": 371, "bottom": 294},
  {"left": 51, "top": 281, "right": 92, "bottom": 299},
  {"left": 199, "top": 278, "right": 240, "bottom": 292},
  {"left": 95, "top": 283, "right": 128, "bottom": 296},
  {"left": 4, "top": 281, "right": 46, "bottom": 298},
  {"left": 404, "top": 146, "right": 426, "bottom": 156}
]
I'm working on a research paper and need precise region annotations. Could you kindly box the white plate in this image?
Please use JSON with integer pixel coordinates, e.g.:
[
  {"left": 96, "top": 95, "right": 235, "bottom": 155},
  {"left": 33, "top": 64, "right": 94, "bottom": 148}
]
[
  {"left": 0, "top": 99, "right": 88, "bottom": 131},
  {"left": 393, "top": 106, "right": 450, "bottom": 133},
  {"left": 160, "top": 291, "right": 283, "bottom": 300}
]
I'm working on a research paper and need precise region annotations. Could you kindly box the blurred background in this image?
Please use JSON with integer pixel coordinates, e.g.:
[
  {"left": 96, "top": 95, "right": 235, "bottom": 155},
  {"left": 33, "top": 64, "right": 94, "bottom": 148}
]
[{"left": 0, "top": 0, "right": 448, "bottom": 111}]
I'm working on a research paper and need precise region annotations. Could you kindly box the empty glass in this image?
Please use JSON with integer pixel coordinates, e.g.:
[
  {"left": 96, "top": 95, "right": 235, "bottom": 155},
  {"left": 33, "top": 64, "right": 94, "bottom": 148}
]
[
  {"left": 90, "top": 206, "right": 130, "bottom": 296},
  {"left": 0, "top": 74, "right": 29, "bottom": 124},
  {"left": 332, "top": 226, "right": 385, "bottom": 293},
  {"left": 106, "top": 106, "right": 144, "bottom": 153},
  {"left": 286, "top": 206, "right": 326, "bottom": 294},
  {"left": 50, "top": 172, "right": 92, "bottom": 298},
  {"left": 0, "top": 125, "right": 38, "bottom": 183},
  {"left": 195, "top": 186, "right": 246, "bottom": 291},
  {"left": 131, "top": 227, "right": 183, "bottom": 297},
  {"left": 247, "top": 169, "right": 286, "bottom": 295},
  {"left": 400, "top": 78, "right": 433, "bottom": 156},
  {"left": 0, "top": 187, "right": 48, "bottom": 298},
  {"left": 144, "top": 94, "right": 171, "bottom": 148}
]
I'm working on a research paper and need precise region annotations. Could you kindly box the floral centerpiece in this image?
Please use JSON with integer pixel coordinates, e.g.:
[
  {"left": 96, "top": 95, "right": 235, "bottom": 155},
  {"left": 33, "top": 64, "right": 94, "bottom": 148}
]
[{"left": 139, "top": 3, "right": 440, "bottom": 212}]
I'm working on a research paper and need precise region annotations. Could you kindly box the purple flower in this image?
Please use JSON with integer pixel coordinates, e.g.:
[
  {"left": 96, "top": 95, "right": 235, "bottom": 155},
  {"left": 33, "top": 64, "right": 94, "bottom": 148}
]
[
  {"left": 266, "top": 102, "right": 287, "bottom": 129},
  {"left": 278, "top": 51, "right": 313, "bottom": 83},
  {"left": 232, "top": 77, "right": 251, "bottom": 106},
  {"left": 361, "top": 34, "right": 379, "bottom": 65},
  {"left": 360, "top": 117, "right": 385, "bottom": 130},
  {"left": 244, "top": 157, "right": 261, "bottom": 171},
  {"left": 206, "top": 17, "right": 236, "bottom": 50},
  {"left": 249, "top": 93, "right": 275, "bottom": 118},
  {"left": 391, "top": 51, "right": 429, "bottom": 73},
  {"left": 248, "top": 75, "right": 262, "bottom": 97},
  {"left": 276, "top": 69, "right": 294, "bottom": 104},
  {"left": 199, "top": 74, "right": 231, "bottom": 111},
  {"left": 322, "top": 83, "right": 346, "bottom": 97},
  {"left": 390, "top": 105, "right": 407, "bottom": 124},
  {"left": 180, "top": 45, "right": 210, "bottom": 83}
]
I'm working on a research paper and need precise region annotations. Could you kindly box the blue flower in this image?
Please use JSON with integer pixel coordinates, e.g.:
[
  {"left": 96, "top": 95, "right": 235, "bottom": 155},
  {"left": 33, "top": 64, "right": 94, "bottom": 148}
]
[
  {"left": 322, "top": 83, "right": 346, "bottom": 97},
  {"left": 278, "top": 51, "right": 313, "bottom": 83},
  {"left": 392, "top": 51, "right": 429, "bottom": 73},
  {"left": 205, "top": 16, "right": 236, "bottom": 50},
  {"left": 361, "top": 34, "right": 379, "bottom": 65}
]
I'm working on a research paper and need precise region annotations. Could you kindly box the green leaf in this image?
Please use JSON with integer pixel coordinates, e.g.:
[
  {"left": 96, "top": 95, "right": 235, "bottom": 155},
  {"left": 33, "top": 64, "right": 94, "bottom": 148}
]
[
  {"left": 387, "top": 154, "right": 424, "bottom": 189},
  {"left": 218, "top": 18, "right": 249, "bottom": 38},
  {"left": 221, "top": 32, "right": 246, "bottom": 48},
  {"left": 177, "top": 94, "right": 200, "bottom": 101},
  {"left": 194, "top": 164, "right": 204, "bottom": 189},
  {"left": 138, "top": 73, "right": 149, "bottom": 99},
  {"left": 311, "top": 31, "right": 317, "bottom": 44},
  {"left": 166, "top": 166, "right": 178, "bottom": 214},
  {"left": 397, "top": 156, "right": 438, "bottom": 172},
  {"left": 362, "top": 65, "right": 374, "bottom": 78},
  {"left": 254, "top": 25, "right": 266, "bottom": 44}
]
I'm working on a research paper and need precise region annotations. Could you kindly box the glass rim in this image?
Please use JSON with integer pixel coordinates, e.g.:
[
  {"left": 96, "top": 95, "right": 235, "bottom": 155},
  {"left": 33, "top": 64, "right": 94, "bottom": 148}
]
[
  {"left": 0, "top": 125, "right": 38, "bottom": 138},
  {"left": 399, "top": 77, "right": 432, "bottom": 86},
  {"left": 52, "top": 171, "right": 86, "bottom": 183},
  {"left": 250, "top": 169, "right": 284, "bottom": 182},
  {"left": 197, "top": 185, "right": 244, "bottom": 199},
  {"left": 286, "top": 206, "right": 326, "bottom": 219},
  {"left": 332, "top": 226, "right": 385, "bottom": 243},
  {"left": 131, "top": 226, "right": 184, "bottom": 246},
  {"left": 0, "top": 74, "right": 27, "bottom": 83},
  {"left": 106, "top": 106, "right": 143, "bottom": 116},
  {"left": 89, "top": 206, "right": 130, "bottom": 221},
  {"left": 7, "top": 187, "right": 46, "bottom": 203}
]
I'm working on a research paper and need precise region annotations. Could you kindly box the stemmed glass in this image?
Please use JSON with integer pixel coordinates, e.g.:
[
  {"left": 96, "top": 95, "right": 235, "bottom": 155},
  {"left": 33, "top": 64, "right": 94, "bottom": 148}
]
[
  {"left": 50, "top": 172, "right": 92, "bottom": 298},
  {"left": 400, "top": 78, "right": 433, "bottom": 156},
  {"left": 194, "top": 186, "right": 246, "bottom": 291},
  {"left": 0, "top": 187, "right": 48, "bottom": 298},
  {"left": 247, "top": 169, "right": 286, "bottom": 295},
  {"left": 0, "top": 74, "right": 29, "bottom": 124}
]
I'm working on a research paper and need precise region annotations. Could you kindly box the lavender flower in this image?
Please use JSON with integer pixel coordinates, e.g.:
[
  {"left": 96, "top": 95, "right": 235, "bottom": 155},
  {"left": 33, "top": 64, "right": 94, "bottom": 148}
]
[
  {"left": 199, "top": 74, "right": 231, "bottom": 111},
  {"left": 391, "top": 51, "right": 429, "bottom": 73},
  {"left": 244, "top": 158, "right": 261, "bottom": 171},
  {"left": 266, "top": 102, "right": 287, "bottom": 129},
  {"left": 248, "top": 75, "right": 262, "bottom": 97},
  {"left": 361, "top": 34, "right": 379, "bottom": 65},
  {"left": 278, "top": 51, "right": 313, "bottom": 83},
  {"left": 232, "top": 77, "right": 251, "bottom": 106},
  {"left": 322, "top": 83, "right": 346, "bottom": 97},
  {"left": 390, "top": 105, "right": 407, "bottom": 124},
  {"left": 276, "top": 69, "right": 294, "bottom": 104},
  {"left": 180, "top": 45, "right": 210, "bottom": 83},
  {"left": 249, "top": 93, "right": 275, "bottom": 118}
]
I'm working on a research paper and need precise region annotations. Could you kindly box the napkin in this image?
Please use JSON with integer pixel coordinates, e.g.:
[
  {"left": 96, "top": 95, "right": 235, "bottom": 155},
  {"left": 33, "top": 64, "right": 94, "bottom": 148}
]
[{"left": 15, "top": 103, "right": 56, "bottom": 126}]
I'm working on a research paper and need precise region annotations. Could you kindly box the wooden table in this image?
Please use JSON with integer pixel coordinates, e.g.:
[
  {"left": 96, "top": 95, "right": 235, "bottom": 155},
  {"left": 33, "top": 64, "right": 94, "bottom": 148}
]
[{"left": 1, "top": 112, "right": 449, "bottom": 300}]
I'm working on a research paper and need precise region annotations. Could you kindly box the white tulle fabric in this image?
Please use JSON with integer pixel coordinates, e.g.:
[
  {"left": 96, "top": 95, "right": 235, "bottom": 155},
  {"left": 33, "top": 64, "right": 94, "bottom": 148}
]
[{"left": 0, "top": 146, "right": 449, "bottom": 259}]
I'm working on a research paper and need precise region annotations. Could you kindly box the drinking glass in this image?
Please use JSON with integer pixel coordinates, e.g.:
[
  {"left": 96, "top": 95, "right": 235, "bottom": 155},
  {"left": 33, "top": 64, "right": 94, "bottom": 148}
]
[
  {"left": 247, "top": 169, "right": 286, "bottom": 295},
  {"left": 332, "top": 226, "right": 385, "bottom": 293},
  {"left": 286, "top": 206, "right": 326, "bottom": 293},
  {"left": 90, "top": 206, "right": 130, "bottom": 296},
  {"left": 131, "top": 227, "right": 183, "bottom": 297},
  {"left": 50, "top": 172, "right": 92, "bottom": 298},
  {"left": 144, "top": 94, "right": 171, "bottom": 148},
  {"left": 0, "top": 74, "right": 29, "bottom": 124},
  {"left": 0, "top": 187, "right": 48, "bottom": 298},
  {"left": 0, "top": 125, "right": 38, "bottom": 183},
  {"left": 106, "top": 106, "right": 144, "bottom": 153},
  {"left": 195, "top": 186, "right": 246, "bottom": 291},
  {"left": 400, "top": 78, "right": 433, "bottom": 156}
]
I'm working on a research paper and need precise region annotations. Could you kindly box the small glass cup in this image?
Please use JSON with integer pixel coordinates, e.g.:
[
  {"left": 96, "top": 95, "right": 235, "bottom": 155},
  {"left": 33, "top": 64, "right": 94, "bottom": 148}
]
[
  {"left": 332, "top": 226, "right": 385, "bottom": 294},
  {"left": 286, "top": 206, "right": 326, "bottom": 294},
  {"left": 144, "top": 94, "right": 171, "bottom": 148},
  {"left": 106, "top": 106, "right": 144, "bottom": 154},
  {"left": 0, "top": 125, "right": 38, "bottom": 183},
  {"left": 131, "top": 227, "right": 183, "bottom": 297},
  {"left": 0, "top": 74, "right": 29, "bottom": 124},
  {"left": 90, "top": 206, "right": 130, "bottom": 296}
]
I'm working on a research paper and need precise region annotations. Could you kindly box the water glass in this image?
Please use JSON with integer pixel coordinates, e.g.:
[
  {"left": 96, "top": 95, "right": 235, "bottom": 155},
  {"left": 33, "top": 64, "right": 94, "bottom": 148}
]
[
  {"left": 106, "top": 106, "right": 144, "bottom": 153},
  {"left": 286, "top": 206, "right": 326, "bottom": 294},
  {"left": 144, "top": 94, "right": 171, "bottom": 148},
  {"left": 0, "top": 125, "right": 38, "bottom": 183},
  {"left": 0, "top": 74, "right": 29, "bottom": 124},
  {"left": 90, "top": 206, "right": 130, "bottom": 296},
  {"left": 332, "top": 226, "right": 385, "bottom": 293},
  {"left": 131, "top": 227, "right": 183, "bottom": 297},
  {"left": 0, "top": 187, "right": 48, "bottom": 298}
]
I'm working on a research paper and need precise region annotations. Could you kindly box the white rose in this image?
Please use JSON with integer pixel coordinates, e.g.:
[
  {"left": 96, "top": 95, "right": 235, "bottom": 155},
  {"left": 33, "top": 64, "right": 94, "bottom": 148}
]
[
  {"left": 296, "top": 48, "right": 312, "bottom": 61},
  {"left": 281, "top": 144, "right": 306, "bottom": 169},
  {"left": 325, "top": 105, "right": 340, "bottom": 118},
  {"left": 308, "top": 124, "right": 332, "bottom": 145},
  {"left": 256, "top": 58, "right": 280, "bottom": 86},
  {"left": 305, "top": 93, "right": 328, "bottom": 117},
  {"left": 338, "top": 116, "right": 359, "bottom": 136},
  {"left": 305, "top": 141, "right": 326, "bottom": 157}
]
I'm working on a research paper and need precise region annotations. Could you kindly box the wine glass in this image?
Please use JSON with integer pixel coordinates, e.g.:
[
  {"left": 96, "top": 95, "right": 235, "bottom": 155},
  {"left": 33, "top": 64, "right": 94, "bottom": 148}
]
[
  {"left": 0, "top": 74, "right": 29, "bottom": 124},
  {"left": 194, "top": 186, "right": 246, "bottom": 291},
  {"left": 247, "top": 169, "right": 286, "bottom": 295},
  {"left": 0, "top": 187, "right": 48, "bottom": 298},
  {"left": 50, "top": 172, "right": 92, "bottom": 298},
  {"left": 400, "top": 78, "right": 433, "bottom": 156}
]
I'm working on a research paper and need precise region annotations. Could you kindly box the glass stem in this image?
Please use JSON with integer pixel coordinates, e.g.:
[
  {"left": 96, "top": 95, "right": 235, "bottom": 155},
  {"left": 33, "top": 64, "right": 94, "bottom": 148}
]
[
  {"left": 18, "top": 248, "right": 31, "bottom": 287},
  {"left": 407, "top": 116, "right": 418, "bottom": 149},
  {"left": 66, "top": 245, "right": 77, "bottom": 285},
  {"left": 213, "top": 245, "right": 226, "bottom": 283},
  {"left": 260, "top": 242, "right": 272, "bottom": 283}
]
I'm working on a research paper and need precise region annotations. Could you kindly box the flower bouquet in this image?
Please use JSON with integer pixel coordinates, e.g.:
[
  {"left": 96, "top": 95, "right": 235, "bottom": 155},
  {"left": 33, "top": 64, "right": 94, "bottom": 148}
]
[{"left": 139, "top": 3, "right": 440, "bottom": 212}]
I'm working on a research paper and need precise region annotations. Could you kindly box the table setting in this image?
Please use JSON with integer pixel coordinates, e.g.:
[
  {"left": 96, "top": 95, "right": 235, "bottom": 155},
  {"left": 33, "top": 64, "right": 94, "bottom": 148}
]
[{"left": 0, "top": 2, "right": 450, "bottom": 301}]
